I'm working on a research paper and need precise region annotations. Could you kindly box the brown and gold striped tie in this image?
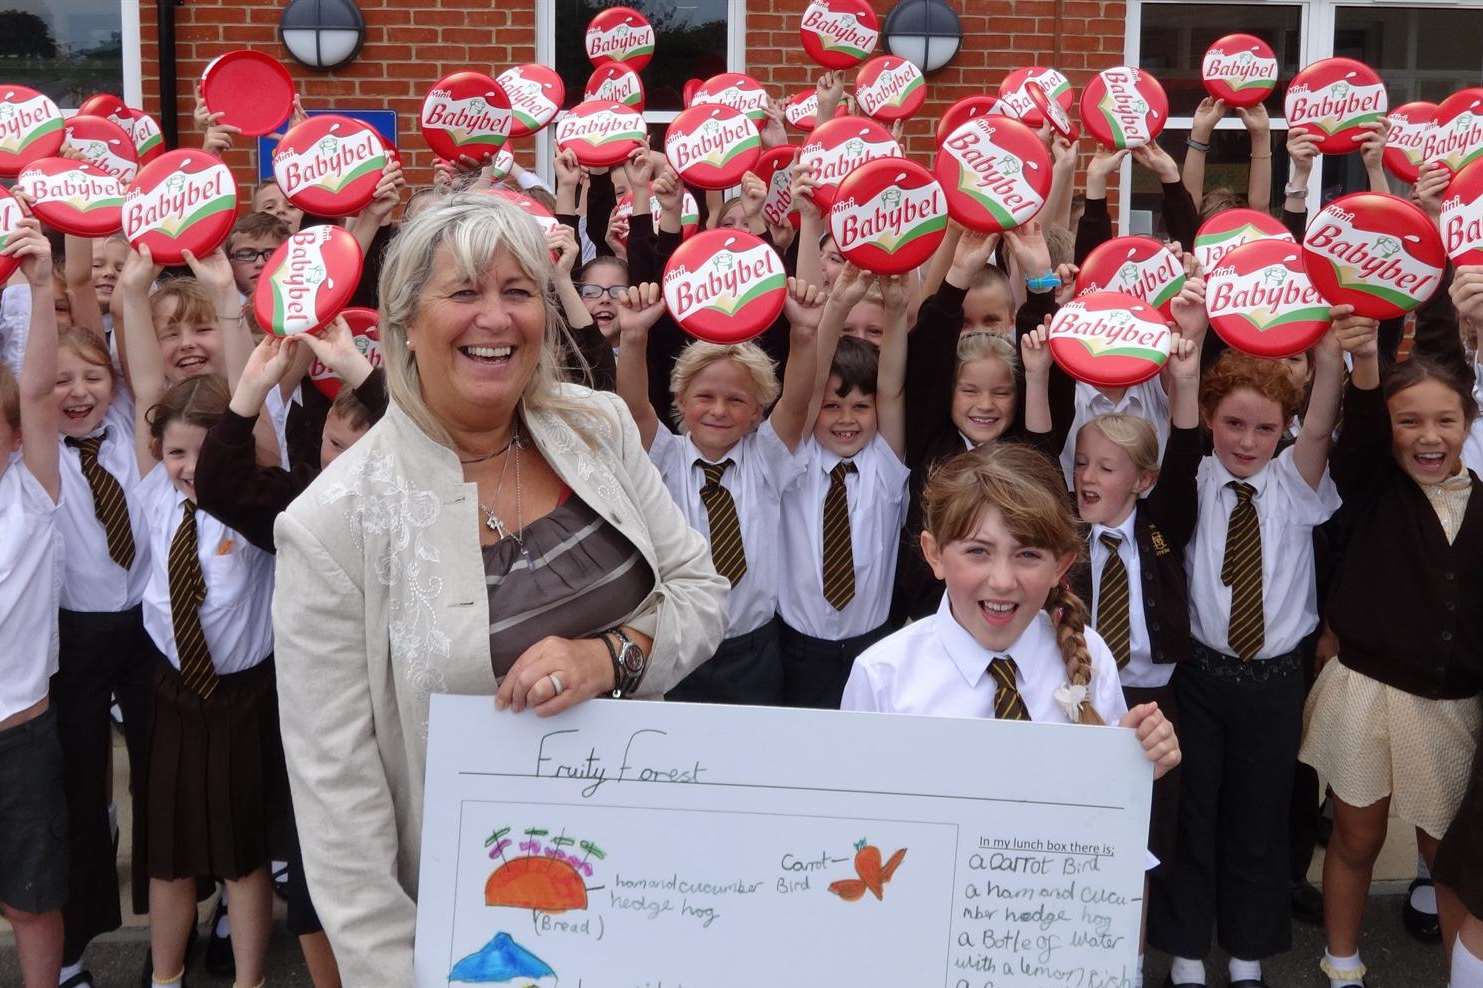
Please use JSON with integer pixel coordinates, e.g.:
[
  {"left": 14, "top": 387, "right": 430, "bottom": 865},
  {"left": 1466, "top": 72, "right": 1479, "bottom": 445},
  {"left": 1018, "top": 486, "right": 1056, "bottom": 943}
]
[
  {"left": 988, "top": 656, "right": 1031, "bottom": 721},
  {"left": 697, "top": 460, "right": 747, "bottom": 586},
  {"left": 66, "top": 434, "right": 136, "bottom": 570},
  {"left": 168, "top": 501, "right": 218, "bottom": 699},
  {"left": 1096, "top": 532, "right": 1132, "bottom": 669},
  {"left": 821, "top": 460, "right": 857, "bottom": 610},
  {"left": 1221, "top": 481, "right": 1265, "bottom": 662}
]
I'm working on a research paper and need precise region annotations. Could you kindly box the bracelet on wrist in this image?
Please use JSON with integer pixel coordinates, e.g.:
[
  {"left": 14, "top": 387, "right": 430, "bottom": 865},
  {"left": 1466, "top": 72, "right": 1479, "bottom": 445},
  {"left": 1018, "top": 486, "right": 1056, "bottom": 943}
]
[{"left": 1186, "top": 137, "right": 1211, "bottom": 153}]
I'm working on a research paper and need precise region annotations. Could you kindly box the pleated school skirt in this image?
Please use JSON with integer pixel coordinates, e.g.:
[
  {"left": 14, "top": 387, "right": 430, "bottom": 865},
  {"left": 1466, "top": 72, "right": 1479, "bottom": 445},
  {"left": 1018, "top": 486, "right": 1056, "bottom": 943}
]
[{"left": 140, "top": 652, "right": 288, "bottom": 883}]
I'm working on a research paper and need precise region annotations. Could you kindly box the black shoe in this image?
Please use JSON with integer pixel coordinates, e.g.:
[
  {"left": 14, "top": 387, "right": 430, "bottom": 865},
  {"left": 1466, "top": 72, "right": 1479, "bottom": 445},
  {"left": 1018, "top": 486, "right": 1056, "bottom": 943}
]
[
  {"left": 203, "top": 893, "right": 235, "bottom": 977},
  {"left": 1161, "top": 976, "right": 1204, "bottom": 988},
  {"left": 1291, "top": 878, "right": 1324, "bottom": 925},
  {"left": 59, "top": 971, "right": 95, "bottom": 988},
  {"left": 1229, "top": 981, "right": 1271, "bottom": 988},
  {"left": 1404, "top": 877, "right": 1443, "bottom": 942}
]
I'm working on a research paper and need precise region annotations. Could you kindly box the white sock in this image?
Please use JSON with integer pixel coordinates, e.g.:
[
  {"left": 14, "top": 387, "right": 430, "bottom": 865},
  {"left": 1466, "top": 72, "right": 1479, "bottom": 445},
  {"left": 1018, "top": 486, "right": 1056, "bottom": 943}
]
[
  {"left": 1322, "top": 949, "right": 1365, "bottom": 986},
  {"left": 215, "top": 891, "right": 231, "bottom": 938},
  {"left": 1228, "top": 956, "right": 1262, "bottom": 982},
  {"left": 58, "top": 961, "right": 83, "bottom": 984},
  {"left": 1454, "top": 936, "right": 1483, "bottom": 988},
  {"left": 1170, "top": 956, "right": 1206, "bottom": 985},
  {"left": 1413, "top": 880, "right": 1438, "bottom": 914},
  {"left": 1417, "top": 853, "right": 1431, "bottom": 880}
]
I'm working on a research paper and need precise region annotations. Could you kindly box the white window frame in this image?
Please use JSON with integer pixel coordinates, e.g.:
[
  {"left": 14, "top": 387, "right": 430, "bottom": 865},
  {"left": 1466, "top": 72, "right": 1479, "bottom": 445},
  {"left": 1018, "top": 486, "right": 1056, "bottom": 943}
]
[
  {"left": 52, "top": 0, "right": 143, "bottom": 111},
  {"left": 1121, "top": 0, "right": 1483, "bottom": 232},
  {"left": 535, "top": 0, "right": 749, "bottom": 185}
]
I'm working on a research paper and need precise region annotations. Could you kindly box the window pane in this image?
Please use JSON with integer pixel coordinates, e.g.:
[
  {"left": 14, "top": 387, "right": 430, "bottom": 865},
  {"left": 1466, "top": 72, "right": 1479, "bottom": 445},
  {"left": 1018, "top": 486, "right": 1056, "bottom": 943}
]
[
  {"left": 1128, "top": 128, "right": 1292, "bottom": 240},
  {"left": 1137, "top": 3, "right": 1303, "bottom": 119},
  {"left": 3, "top": 0, "right": 122, "bottom": 107},
  {"left": 555, "top": 0, "right": 730, "bottom": 115},
  {"left": 1334, "top": 6, "right": 1483, "bottom": 105}
]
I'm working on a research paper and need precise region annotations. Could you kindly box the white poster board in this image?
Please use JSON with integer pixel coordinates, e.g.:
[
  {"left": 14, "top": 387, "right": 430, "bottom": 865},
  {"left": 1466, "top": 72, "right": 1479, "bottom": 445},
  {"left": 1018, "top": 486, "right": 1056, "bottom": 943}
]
[{"left": 416, "top": 695, "right": 1153, "bottom": 988}]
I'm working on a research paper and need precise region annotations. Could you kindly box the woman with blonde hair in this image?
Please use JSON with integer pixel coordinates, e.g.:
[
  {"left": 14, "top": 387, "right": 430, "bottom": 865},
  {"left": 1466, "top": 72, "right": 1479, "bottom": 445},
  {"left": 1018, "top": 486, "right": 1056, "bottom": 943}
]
[{"left": 271, "top": 194, "right": 729, "bottom": 984}]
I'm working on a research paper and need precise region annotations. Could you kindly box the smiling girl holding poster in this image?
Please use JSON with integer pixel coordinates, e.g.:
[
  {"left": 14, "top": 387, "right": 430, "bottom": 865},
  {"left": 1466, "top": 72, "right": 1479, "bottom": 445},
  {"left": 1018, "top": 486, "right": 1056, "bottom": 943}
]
[{"left": 839, "top": 440, "right": 1182, "bottom": 754}]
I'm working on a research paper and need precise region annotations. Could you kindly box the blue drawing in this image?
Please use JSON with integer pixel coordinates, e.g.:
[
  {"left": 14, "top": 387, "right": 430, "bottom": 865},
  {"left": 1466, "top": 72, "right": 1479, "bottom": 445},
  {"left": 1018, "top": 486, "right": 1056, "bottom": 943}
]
[{"left": 449, "top": 931, "right": 557, "bottom": 984}]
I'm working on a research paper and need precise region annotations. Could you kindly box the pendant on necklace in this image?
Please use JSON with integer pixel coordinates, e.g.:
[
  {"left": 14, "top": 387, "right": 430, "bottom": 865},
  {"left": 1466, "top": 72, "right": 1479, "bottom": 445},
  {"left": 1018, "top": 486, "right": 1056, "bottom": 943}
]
[{"left": 485, "top": 513, "right": 507, "bottom": 538}]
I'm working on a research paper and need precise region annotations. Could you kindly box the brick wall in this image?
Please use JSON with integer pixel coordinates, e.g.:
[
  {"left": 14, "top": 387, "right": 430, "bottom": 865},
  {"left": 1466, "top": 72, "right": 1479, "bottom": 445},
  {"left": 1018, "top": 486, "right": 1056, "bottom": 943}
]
[
  {"left": 138, "top": 0, "right": 1126, "bottom": 202},
  {"left": 138, "top": 0, "right": 538, "bottom": 201}
]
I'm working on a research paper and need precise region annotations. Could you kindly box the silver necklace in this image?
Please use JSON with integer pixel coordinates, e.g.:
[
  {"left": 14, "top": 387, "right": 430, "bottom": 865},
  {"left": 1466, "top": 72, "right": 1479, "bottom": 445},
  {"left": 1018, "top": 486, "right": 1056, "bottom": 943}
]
[{"left": 478, "top": 428, "right": 526, "bottom": 554}]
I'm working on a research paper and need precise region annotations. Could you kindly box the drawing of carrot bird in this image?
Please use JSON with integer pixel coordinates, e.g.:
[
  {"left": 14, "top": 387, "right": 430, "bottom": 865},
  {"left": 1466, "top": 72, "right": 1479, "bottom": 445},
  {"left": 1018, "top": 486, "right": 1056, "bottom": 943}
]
[{"left": 828, "top": 838, "right": 906, "bottom": 902}]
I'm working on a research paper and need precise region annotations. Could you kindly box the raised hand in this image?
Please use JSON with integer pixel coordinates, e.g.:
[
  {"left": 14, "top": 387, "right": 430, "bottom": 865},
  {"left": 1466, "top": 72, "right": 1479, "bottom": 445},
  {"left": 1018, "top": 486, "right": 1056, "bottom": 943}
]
[
  {"left": 784, "top": 277, "right": 827, "bottom": 332},
  {"left": 617, "top": 281, "right": 666, "bottom": 339}
]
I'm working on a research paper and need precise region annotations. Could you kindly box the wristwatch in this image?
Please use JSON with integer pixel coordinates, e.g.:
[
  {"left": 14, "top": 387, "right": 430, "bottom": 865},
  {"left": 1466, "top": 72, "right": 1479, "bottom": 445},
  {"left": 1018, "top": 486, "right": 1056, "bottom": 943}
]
[
  {"left": 1284, "top": 180, "right": 1310, "bottom": 199},
  {"left": 1025, "top": 271, "right": 1062, "bottom": 294},
  {"left": 603, "top": 628, "right": 648, "bottom": 698}
]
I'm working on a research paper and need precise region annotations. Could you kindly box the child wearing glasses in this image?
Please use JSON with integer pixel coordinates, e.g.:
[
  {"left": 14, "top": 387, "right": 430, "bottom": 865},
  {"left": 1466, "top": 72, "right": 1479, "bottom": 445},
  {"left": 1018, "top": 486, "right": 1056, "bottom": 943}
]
[{"left": 224, "top": 213, "right": 292, "bottom": 305}]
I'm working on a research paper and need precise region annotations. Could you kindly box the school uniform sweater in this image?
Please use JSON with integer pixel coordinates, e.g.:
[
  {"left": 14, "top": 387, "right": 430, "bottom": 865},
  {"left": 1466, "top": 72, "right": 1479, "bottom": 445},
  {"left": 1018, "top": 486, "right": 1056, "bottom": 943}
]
[{"left": 195, "top": 370, "right": 389, "bottom": 553}]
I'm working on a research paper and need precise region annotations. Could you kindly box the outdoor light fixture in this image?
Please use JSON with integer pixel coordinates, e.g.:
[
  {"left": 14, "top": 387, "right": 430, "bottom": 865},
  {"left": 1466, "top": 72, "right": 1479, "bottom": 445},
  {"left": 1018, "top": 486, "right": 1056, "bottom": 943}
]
[
  {"left": 882, "top": 0, "right": 963, "bottom": 74},
  {"left": 279, "top": 0, "right": 366, "bottom": 71}
]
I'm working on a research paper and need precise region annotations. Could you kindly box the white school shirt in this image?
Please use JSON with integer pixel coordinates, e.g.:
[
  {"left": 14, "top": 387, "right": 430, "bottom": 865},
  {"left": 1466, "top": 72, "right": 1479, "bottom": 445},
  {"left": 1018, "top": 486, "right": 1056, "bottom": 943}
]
[
  {"left": 841, "top": 593, "right": 1129, "bottom": 724},
  {"left": 1088, "top": 513, "right": 1169, "bottom": 690},
  {"left": 0, "top": 461, "right": 64, "bottom": 721},
  {"left": 1186, "top": 447, "right": 1340, "bottom": 660},
  {"left": 138, "top": 465, "right": 275, "bottom": 674},
  {"left": 778, "top": 434, "right": 911, "bottom": 639},
  {"left": 264, "top": 383, "right": 297, "bottom": 470},
  {"left": 1059, "top": 379, "right": 1171, "bottom": 488},
  {"left": 55, "top": 396, "right": 154, "bottom": 612},
  {"left": 0, "top": 282, "right": 29, "bottom": 377},
  {"left": 649, "top": 420, "right": 806, "bottom": 638}
]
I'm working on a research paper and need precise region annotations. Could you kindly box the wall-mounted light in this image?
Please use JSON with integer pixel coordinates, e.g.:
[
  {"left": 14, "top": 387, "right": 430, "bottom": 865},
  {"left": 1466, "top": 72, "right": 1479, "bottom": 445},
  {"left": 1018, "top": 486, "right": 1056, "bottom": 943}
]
[
  {"left": 883, "top": 0, "right": 963, "bottom": 74},
  {"left": 279, "top": 0, "right": 366, "bottom": 71}
]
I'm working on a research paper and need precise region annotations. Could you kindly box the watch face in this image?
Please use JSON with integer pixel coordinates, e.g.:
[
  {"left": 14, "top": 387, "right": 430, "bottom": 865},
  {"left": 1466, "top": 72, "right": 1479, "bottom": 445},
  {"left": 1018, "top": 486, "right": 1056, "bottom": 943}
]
[{"left": 619, "top": 643, "right": 645, "bottom": 674}]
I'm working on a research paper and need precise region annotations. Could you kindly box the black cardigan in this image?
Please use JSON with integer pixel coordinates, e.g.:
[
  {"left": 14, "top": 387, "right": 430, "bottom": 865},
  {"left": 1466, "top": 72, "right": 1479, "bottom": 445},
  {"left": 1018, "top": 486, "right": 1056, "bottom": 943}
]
[
  {"left": 1326, "top": 383, "right": 1483, "bottom": 700},
  {"left": 195, "top": 369, "right": 389, "bottom": 553},
  {"left": 1068, "top": 425, "right": 1201, "bottom": 667},
  {"left": 1325, "top": 271, "right": 1483, "bottom": 700}
]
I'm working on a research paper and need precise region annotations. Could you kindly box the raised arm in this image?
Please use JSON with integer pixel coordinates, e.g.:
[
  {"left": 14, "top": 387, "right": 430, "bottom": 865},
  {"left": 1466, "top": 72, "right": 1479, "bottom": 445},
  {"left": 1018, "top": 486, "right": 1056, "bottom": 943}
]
[
  {"left": 197, "top": 334, "right": 302, "bottom": 550},
  {"left": 346, "top": 160, "right": 406, "bottom": 257},
  {"left": 876, "top": 274, "right": 909, "bottom": 458},
  {"left": 1292, "top": 315, "right": 1352, "bottom": 490},
  {"left": 1356, "top": 119, "right": 1390, "bottom": 194},
  {"left": 63, "top": 235, "right": 103, "bottom": 334},
  {"left": 1182, "top": 97, "right": 1226, "bottom": 212},
  {"left": 1076, "top": 149, "right": 1127, "bottom": 263},
  {"left": 118, "top": 246, "right": 166, "bottom": 474},
  {"left": 1045, "top": 133, "right": 1078, "bottom": 231},
  {"left": 181, "top": 247, "right": 254, "bottom": 391},
  {"left": 768, "top": 276, "right": 824, "bottom": 452},
  {"left": 1238, "top": 103, "right": 1273, "bottom": 211},
  {"left": 10, "top": 218, "right": 60, "bottom": 500},
  {"left": 614, "top": 282, "right": 666, "bottom": 449},
  {"left": 548, "top": 224, "right": 616, "bottom": 390},
  {"left": 792, "top": 162, "right": 826, "bottom": 291},
  {"left": 1283, "top": 130, "right": 1320, "bottom": 235}
]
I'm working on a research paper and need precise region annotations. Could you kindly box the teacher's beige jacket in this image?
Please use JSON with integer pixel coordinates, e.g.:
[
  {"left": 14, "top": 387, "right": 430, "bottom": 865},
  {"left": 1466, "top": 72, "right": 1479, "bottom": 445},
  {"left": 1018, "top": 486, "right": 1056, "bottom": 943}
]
[{"left": 271, "top": 387, "right": 728, "bottom": 985}]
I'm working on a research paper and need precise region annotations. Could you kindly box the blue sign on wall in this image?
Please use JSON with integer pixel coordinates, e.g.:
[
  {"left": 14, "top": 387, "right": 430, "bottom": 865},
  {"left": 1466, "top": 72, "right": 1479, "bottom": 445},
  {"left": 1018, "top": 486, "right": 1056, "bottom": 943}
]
[{"left": 256, "top": 109, "right": 398, "bottom": 183}]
